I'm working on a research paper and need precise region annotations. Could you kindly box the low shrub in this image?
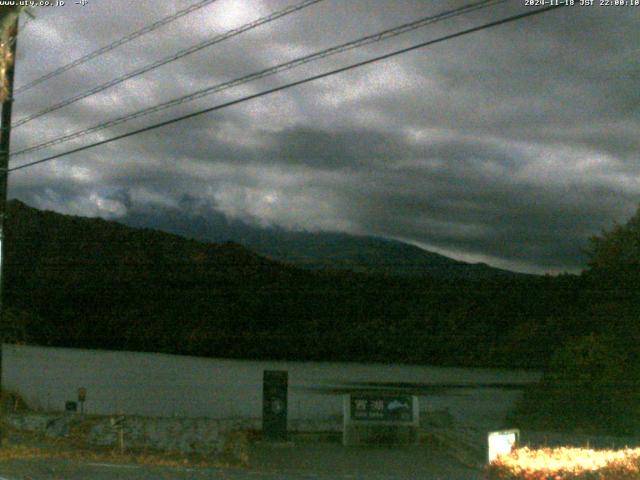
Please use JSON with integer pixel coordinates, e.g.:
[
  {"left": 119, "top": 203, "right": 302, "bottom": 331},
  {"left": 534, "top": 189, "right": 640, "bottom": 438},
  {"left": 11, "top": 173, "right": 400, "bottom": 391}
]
[
  {"left": 0, "top": 389, "right": 31, "bottom": 413},
  {"left": 510, "top": 334, "right": 640, "bottom": 436},
  {"left": 220, "top": 431, "right": 249, "bottom": 466},
  {"left": 483, "top": 446, "right": 640, "bottom": 479}
]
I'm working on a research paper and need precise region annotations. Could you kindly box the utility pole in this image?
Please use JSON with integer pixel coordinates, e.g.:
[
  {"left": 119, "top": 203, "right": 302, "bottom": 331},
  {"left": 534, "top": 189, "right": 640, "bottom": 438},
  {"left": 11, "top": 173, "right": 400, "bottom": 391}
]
[
  {"left": 0, "top": 15, "right": 18, "bottom": 440},
  {"left": 0, "top": 19, "right": 18, "bottom": 307}
]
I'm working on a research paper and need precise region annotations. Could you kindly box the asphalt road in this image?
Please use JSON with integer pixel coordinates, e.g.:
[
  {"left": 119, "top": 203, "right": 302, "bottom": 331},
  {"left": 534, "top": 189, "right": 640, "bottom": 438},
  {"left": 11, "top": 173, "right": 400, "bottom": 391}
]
[
  {"left": 0, "top": 461, "right": 479, "bottom": 480},
  {"left": 0, "top": 443, "right": 482, "bottom": 480},
  {"left": 0, "top": 460, "right": 348, "bottom": 480}
]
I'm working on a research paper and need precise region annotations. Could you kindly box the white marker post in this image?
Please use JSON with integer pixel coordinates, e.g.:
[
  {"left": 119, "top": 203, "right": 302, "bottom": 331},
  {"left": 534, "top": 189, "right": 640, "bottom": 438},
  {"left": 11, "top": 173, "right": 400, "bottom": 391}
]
[{"left": 487, "top": 429, "right": 520, "bottom": 463}]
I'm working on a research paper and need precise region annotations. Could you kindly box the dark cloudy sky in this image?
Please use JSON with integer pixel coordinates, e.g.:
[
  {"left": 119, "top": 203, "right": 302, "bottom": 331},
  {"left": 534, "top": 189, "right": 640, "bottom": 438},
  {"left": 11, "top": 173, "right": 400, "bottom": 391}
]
[{"left": 7, "top": 0, "right": 640, "bottom": 274}]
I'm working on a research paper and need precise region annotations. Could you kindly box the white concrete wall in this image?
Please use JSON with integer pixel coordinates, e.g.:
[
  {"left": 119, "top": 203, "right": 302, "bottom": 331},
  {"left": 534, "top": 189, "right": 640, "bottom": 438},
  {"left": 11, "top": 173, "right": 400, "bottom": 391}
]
[{"left": 2, "top": 344, "right": 539, "bottom": 429}]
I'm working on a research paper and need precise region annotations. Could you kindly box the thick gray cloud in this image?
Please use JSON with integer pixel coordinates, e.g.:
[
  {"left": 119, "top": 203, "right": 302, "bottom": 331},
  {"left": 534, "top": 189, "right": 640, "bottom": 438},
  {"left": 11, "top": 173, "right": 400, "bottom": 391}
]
[{"left": 6, "top": 0, "right": 640, "bottom": 274}]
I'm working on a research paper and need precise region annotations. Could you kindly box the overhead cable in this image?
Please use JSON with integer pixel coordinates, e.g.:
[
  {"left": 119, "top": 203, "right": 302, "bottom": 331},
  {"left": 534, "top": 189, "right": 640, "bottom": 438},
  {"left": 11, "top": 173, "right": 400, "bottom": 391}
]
[
  {"left": 11, "top": 0, "right": 506, "bottom": 157},
  {"left": 13, "top": 0, "right": 219, "bottom": 95},
  {"left": 8, "top": 5, "right": 562, "bottom": 173},
  {"left": 11, "top": 0, "right": 325, "bottom": 129}
]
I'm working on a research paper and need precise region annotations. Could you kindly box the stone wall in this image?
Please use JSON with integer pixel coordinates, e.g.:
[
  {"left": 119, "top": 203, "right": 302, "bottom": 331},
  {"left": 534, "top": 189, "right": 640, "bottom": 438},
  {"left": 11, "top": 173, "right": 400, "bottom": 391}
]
[
  {"left": 5, "top": 412, "right": 260, "bottom": 456},
  {"left": 3, "top": 408, "right": 452, "bottom": 455}
]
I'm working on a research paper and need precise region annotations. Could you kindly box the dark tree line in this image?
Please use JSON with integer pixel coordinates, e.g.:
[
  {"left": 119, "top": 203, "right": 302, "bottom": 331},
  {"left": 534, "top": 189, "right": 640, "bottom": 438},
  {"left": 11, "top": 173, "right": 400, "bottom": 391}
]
[
  {"left": 0, "top": 200, "right": 587, "bottom": 370},
  {"left": 512, "top": 206, "right": 640, "bottom": 435}
]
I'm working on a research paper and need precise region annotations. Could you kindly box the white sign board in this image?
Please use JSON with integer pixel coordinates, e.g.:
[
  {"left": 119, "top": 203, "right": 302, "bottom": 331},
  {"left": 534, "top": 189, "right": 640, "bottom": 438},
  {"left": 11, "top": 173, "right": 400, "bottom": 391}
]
[{"left": 342, "top": 393, "right": 419, "bottom": 445}]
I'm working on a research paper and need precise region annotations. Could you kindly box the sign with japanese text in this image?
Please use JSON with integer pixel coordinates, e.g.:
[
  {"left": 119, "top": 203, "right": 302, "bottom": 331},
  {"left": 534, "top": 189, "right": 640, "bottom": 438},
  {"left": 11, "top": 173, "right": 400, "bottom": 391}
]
[{"left": 350, "top": 394, "right": 414, "bottom": 422}]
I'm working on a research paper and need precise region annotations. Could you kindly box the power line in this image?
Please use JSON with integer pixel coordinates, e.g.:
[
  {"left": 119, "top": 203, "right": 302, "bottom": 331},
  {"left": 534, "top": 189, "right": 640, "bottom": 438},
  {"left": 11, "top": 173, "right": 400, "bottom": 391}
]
[
  {"left": 13, "top": 0, "right": 219, "bottom": 96},
  {"left": 8, "top": 5, "right": 562, "bottom": 174},
  {"left": 11, "top": 0, "right": 506, "bottom": 158},
  {"left": 10, "top": 0, "right": 325, "bottom": 129}
]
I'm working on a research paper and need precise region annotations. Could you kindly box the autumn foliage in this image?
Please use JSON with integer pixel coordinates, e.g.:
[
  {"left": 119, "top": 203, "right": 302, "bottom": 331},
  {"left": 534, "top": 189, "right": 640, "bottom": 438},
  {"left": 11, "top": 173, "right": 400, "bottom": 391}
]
[{"left": 484, "top": 447, "right": 640, "bottom": 480}]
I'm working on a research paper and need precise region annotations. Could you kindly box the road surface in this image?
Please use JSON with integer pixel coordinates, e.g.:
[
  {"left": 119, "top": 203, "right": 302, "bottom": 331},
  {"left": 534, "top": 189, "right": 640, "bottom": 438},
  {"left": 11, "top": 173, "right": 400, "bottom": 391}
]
[{"left": 0, "top": 443, "right": 482, "bottom": 479}]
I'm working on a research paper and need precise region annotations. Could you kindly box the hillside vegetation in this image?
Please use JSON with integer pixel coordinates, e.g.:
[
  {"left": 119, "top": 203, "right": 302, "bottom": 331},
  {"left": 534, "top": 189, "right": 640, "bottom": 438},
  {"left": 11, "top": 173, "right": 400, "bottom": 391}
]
[
  {"left": 511, "top": 206, "right": 640, "bottom": 435},
  {"left": 0, "top": 200, "right": 581, "bottom": 368}
]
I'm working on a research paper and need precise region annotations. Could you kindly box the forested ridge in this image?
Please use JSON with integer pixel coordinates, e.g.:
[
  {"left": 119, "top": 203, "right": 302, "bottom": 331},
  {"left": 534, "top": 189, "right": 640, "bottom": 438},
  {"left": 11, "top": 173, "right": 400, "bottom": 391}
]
[{"left": 0, "top": 200, "right": 589, "bottom": 369}]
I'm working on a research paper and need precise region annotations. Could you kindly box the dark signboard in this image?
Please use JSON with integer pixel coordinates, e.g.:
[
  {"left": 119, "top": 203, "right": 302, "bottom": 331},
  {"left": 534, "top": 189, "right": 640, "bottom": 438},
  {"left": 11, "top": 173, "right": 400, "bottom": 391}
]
[
  {"left": 262, "top": 370, "right": 288, "bottom": 441},
  {"left": 65, "top": 401, "right": 77, "bottom": 412},
  {"left": 350, "top": 394, "right": 414, "bottom": 422}
]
